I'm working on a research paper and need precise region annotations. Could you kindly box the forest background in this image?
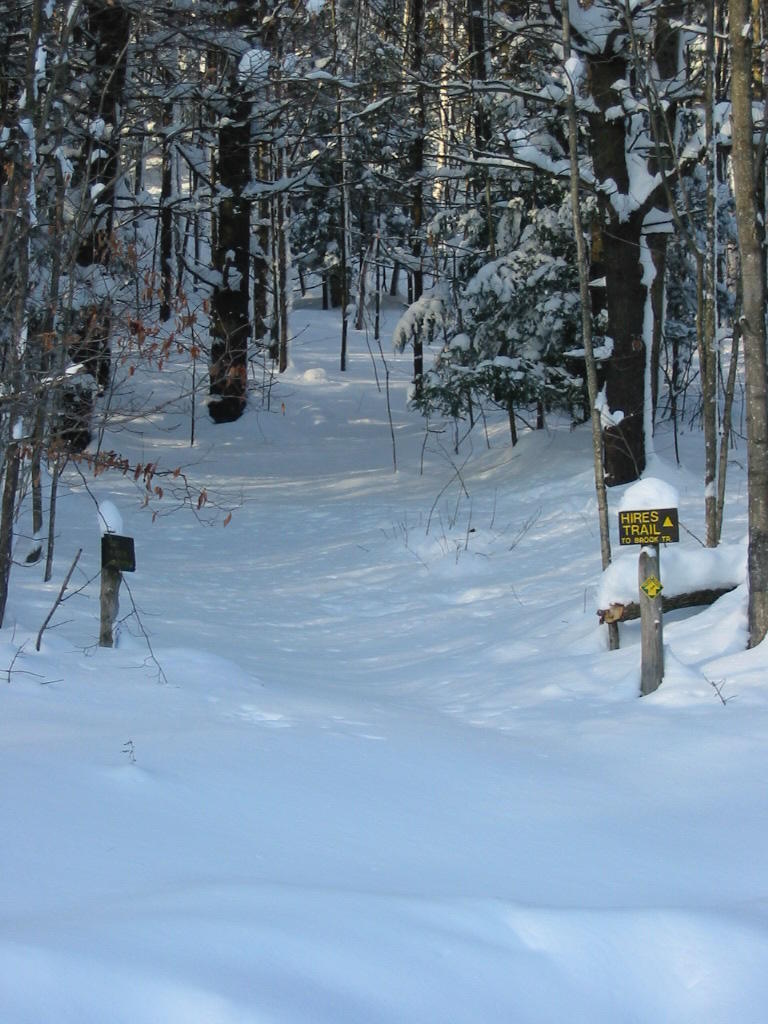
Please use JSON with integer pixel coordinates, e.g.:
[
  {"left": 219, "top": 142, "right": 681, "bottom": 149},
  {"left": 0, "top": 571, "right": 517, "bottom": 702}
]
[{"left": 4, "top": 5, "right": 768, "bottom": 1018}]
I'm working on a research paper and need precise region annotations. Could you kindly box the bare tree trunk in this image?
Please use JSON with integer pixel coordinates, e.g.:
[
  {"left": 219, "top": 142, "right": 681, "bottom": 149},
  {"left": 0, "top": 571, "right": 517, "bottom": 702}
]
[
  {"left": 76, "top": 1, "right": 130, "bottom": 269},
  {"left": 730, "top": 0, "right": 768, "bottom": 646},
  {"left": 64, "top": 1, "right": 130, "bottom": 450},
  {"left": 645, "top": 1, "right": 681, "bottom": 429},
  {"left": 253, "top": 141, "right": 270, "bottom": 346},
  {"left": 405, "top": 0, "right": 425, "bottom": 392},
  {"left": 715, "top": 321, "right": 740, "bottom": 543},
  {"left": 28, "top": 150, "right": 65, "bottom": 563},
  {"left": 694, "top": 244, "right": 718, "bottom": 546},
  {"left": 330, "top": 0, "right": 351, "bottom": 371},
  {"left": 562, "top": 7, "right": 618, "bottom": 651},
  {"left": 0, "top": 444, "right": 21, "bottom": 627},
  {"left": 628, "top": 1, "right": 722, "bottom": 537},
  {"left": 276, "top": 180, "right": 290, "bottom": 374},
  {"left": 209, "top": 14, "right": 251, "bottom": 422},
  {"left": 374, "top": 219, "right": 383, "bottom": 342},
  {"left": 434, "top": 0, "right": 452, "bottom": 209},
  {"left": 159, "top": 88, "right": 174, "bottom": 323},
  {"left": 585, "top": 51, "right": 647, "bottom": 486},
  {"left": 505, "top": 404, "right": 517, "bottom": 447},
  {"left": 27, "top": 419, "right": 44, "bottom": 564},
  {"left": 701, "top": 0, "right": 719, "bottom": 545},
  {"left": 0, "top": 10, "right": 36, "bottom": 623},
  {"left": 44, "top": 455, "right": 63, "bottom": 583}
]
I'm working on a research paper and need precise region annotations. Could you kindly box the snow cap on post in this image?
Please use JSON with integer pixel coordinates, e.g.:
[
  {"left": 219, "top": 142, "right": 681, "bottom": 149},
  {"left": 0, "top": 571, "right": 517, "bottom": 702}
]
[
  {"left": 618, "top": 477, "right": 679, "bottom": 513},
  {"left": 97, "top": 500, "right": 124, "bottom": 537}
]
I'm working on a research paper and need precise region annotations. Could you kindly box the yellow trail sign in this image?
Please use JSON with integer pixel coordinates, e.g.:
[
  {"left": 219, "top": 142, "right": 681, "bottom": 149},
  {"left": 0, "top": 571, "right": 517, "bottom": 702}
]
[{"left": 618, "top": 507, "right": 679, "bottom": 546}]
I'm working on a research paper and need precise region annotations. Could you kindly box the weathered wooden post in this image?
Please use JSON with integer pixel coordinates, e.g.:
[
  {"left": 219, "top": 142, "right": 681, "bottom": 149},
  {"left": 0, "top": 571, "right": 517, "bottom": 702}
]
[
  {"left": 638, "top": 544, "right": 664, "bottom": 695},
  {"left": 99, "top": 532, "right": 136, "bottom": 648},
  {"left": 617, "top": 479, "right": 680, "bottom": 697}
]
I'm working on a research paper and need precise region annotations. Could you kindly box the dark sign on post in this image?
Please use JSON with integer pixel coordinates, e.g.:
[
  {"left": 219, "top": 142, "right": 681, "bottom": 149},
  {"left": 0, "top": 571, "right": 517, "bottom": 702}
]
[
  {"left": 99, "top": 534, "right": 135, "bottom": 648},
  {"left": 618, "top": 508, "right": 679, "bottom": 546},
  {"left": 101, "top": 534, "right": 136, "bottom": 572},
  {"left": 616, "top": 506, "right": 679, "bottom": 695}
]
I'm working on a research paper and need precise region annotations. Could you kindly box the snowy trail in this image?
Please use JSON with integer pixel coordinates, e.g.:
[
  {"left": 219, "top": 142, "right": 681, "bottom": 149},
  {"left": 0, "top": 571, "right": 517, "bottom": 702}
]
[
  {"left": 3, "top": 307, "right": 768, "bottom": 1021},
  {"left": 3, "top": 664, "right": 768, "bottom": 1023}
]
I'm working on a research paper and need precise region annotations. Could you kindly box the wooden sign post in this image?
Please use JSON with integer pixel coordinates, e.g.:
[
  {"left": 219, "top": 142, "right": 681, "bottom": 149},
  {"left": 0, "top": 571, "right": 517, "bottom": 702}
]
[
  {"left": 638, "top": 545, "right": 663, "bottom": 695},
  {"left": 618, "top": 507, "right": 679, "bottom": 696},
  {"left": 99, "top": 534, "right": 136, "bottom": 648}
]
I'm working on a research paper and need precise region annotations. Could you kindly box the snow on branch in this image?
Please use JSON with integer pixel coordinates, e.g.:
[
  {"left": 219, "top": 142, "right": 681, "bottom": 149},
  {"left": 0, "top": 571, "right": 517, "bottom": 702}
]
[{"left": 393, "top": 287, "right": 449, "bottom": 354}]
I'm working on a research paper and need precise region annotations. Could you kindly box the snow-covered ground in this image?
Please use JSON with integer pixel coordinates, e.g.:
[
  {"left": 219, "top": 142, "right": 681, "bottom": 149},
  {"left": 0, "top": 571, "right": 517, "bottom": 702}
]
[{"left": 2, "top": 300, "right": 768, "bottom": 1023}]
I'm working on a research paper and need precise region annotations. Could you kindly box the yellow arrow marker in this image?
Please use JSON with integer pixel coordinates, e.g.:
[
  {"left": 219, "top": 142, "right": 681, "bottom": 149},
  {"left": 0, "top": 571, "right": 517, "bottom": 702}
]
[
  {"left": 641, "top": 576, "right": 663, "bottom": 599},
  {"left": 662, "top": 516, "right": 674, "bottom": 528}
]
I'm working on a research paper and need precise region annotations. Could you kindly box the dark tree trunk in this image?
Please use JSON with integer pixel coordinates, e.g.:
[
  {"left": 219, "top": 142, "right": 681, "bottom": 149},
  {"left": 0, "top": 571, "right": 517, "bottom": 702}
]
[
  {"left": 159, "top": 99, "right": 174, "bottom": 323},
  {"left": 647, "top": 231, "right": 666, "bottom": 424},
  {"left": 0, "top": 444, "right": 21, "bottom": 628},
  {"left": 209, "top": 93, "right": 250, "bottom": 423},
  {"left": 468, "top": 1, "right": 491, "bottom": 152},
  {"left": 65, "top": 1, "right": 130, "bottom": 450},
  {"left": 328, "top": 264, "right": 345, "bottom": 308},
  {"left": 587, "top": 53, "right": 647, "bottom": 486},
  {"left": 253, "top": 141, "right": 270, "bottom": 346},
  {"left": 599, "top": 214, "right": 647, "bottom": 485},
  {"left": 276, "top": 168, "right": 289, "bottom": 374},
  {"left": 406, "top": 0, "right": 425, "bottom": 391},
  {"left": 76, "top": 1, "right": 130, "bottom": 268}
]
